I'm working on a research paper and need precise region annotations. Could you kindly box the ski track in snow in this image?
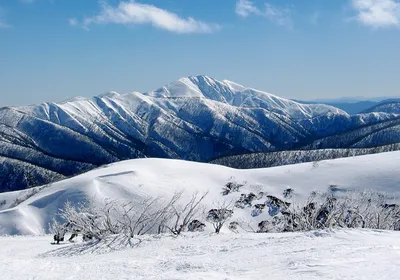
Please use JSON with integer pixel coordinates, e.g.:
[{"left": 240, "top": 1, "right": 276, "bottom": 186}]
[{"left": 0, "top": 230, "right": 400, "bottom": 280}]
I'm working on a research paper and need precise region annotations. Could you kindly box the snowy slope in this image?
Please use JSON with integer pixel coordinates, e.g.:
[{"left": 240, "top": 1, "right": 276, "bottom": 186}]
[
  {"left": 1, "top": 229, "right": 400, "bottom": 280},
  {"left": 1, "top": 151, "right": 399, "bottom": 236},
  {"left": 210, "top": 144, "right": 400, "bottom": 169}
]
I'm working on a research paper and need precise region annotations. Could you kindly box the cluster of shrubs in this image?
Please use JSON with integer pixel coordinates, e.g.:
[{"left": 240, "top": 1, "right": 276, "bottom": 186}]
[
  {"left": 225, "top": 179, "right": 400, "bottom": 233},
  {"left": 50, "top": 180, "right": 400, "bottom": 244},
  {"left": 50, "top": 191, "right": 235, "bottom": 243},
  {"left": 255, "top": 190, "right": 400, "bottom": 233}
]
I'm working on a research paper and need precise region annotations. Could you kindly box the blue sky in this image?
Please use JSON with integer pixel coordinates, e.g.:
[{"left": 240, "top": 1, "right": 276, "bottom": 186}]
[{"left": 1, "top": 0, "right": 400, "bottom": 106}]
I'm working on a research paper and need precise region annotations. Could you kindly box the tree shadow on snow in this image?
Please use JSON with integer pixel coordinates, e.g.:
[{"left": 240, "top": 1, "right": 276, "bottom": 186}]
[{"left": 39, "top": 235, "right": 142, "bottom": 257}]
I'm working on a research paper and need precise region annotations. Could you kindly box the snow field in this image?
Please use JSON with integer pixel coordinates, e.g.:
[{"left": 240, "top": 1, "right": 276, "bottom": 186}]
[{"left": 1, "top": 229, "right": 399, "bottom": 280}]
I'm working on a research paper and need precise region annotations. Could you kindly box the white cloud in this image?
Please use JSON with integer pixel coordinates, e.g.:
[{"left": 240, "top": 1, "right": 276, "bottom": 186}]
[
  {"left": 235, "top": 0, "right": 262, "bottom": 17},
  {"left": 75, "top": 1, "right": 220, "bottom": 34},
  {"left": 235, "top": 0, "right": 292, "bottom": 27},
  {"left": 351, "top": 0, "right": 400, "bottom": 28}
]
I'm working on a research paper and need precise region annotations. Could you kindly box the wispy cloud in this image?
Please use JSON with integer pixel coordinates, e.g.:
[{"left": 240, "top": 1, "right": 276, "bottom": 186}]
[
  {"left": 310, "top": 11, "right": 321, "bottom": 25},
  {"left": 73, "top": 1, "right": 220, "bottom": 34},
  {"left": 0, "top": 20, "right": 11, "bottom": 29},
  {"left": 235, "top": 0, "right": 293, "bottom": 28},
  {"left": 236, "top": 0, "right": 262, "bottom": 17},
  {"left": 265, "top": 3, "right": 292, "bottom": 27},
  {"left": 351, "top": 0, "right": 400, "bottom": 28},
  {"left": 68, "top": 18, "right": 78, "bottom": 27}
]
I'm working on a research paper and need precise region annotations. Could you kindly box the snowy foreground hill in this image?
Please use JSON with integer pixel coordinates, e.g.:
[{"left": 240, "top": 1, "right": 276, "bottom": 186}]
[
  {"left": 2, "top": 75, "right": 400, "bottom": 193},
  {"left": 1, "top": 151, "right": 399, "bottom": 235},
  {"left": 1, "top": 230, "right": 400, "bottom": 280},
  {"left": 1, "top": 152, "right": 400, "bottom": 279}
]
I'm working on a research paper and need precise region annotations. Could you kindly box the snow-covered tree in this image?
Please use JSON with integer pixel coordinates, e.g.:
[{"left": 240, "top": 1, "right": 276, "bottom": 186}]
[
  {"left": 49, "top": 217, "right": 67, "bottom": 244},
  {"left": 206, "top": 207, "right": 234, "bottom": 233}
]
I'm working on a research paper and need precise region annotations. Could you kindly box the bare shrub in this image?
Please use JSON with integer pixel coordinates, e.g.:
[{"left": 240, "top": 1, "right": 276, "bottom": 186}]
[
  {"left": 119, "top": 195, "right": 181, "bottom": 238},
  {"left": 164, "top": 191, "right": 208, "bottom": 235},
  {"left": 53, "top": 191, "right": 208, "bottom": 241}
]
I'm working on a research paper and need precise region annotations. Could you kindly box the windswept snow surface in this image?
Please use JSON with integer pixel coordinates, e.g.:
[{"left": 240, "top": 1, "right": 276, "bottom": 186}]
[
  {"left": 1, "top": 230, "right": 400, "bottom": 280},
  {"left": 0, "top": 151, "right": 400, "bottom": 235}
]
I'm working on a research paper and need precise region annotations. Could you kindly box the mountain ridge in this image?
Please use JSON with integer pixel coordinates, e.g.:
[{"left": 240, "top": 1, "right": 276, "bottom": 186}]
[{"left": 1, "top": 75, "right": 400, "bottom": 193}]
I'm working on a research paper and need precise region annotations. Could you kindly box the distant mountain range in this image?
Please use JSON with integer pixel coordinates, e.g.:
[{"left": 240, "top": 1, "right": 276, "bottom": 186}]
[
  {"left": 296, "top": 98, "right": 400, "bottom": 115},
  {"left": 1, "top": 75, "right": 400, "bottom": 192}
]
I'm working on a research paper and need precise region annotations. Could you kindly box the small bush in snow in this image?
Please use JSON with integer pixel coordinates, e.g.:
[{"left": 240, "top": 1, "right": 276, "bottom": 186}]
[
  {"left": 251, "top": 204, "right": 266, "bottom": 217},
  {"left": 222, "top": 181, "right": 244, "bottom": 196},
  {"left": 235, "top": 193, "right": 257, "bottom": 209},
  {"left": 283, "top": 188, "right": 294, "bottom": 199},
  {"left": 329, "top": 185, "right": 340, "bottom": 193},
  {"left": 188, "top": 220, "right": 206, "bottom": 232},
  {"left": 228, "top": 221, "right": 239, "bottom": 233},
  {"left": 257, "top": 221, "right": 268, "bottom": 233},
  {"left": 265, "top": 195, "right": 291, "bottom": 216},
  {"left": 206, "top": 208, "right": 234, "bottom": 233},
  {"left": 49, "top": 218, "right": 67, "bottom": 244},
  {"left": 257, "top": 192, "right": 265, "bottom": 200}
]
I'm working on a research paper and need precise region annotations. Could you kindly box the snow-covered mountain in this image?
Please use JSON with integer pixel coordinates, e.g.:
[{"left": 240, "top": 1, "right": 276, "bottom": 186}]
[
  {"left": 1, "top": 151, "right": 400, "bottom": 235},
  {"left": 147, "top": 76, "right": 344, "bottom": 118},
  {"left": 1, "top": 75, "right": 399, "bottom": 192},
  {"left": 363, "top": 101, "right": 400, "bottom": 114}
]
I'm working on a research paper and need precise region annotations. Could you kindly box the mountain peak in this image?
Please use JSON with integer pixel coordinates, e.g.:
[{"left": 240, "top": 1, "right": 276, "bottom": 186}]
[
  {"left": 97, "top": 91, "right": 121, "bottom": 99},
  {"left": 143, "top": 75, "right": 345, "bottom": 118}
]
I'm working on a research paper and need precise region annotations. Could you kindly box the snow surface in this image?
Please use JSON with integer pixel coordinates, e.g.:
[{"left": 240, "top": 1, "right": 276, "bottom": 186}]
[
  {"left": 1, "top": 151, "right": 400, "bottom": 236},
  {"left": 1, "top": 230, "right": 400, "bottom": 280}
]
